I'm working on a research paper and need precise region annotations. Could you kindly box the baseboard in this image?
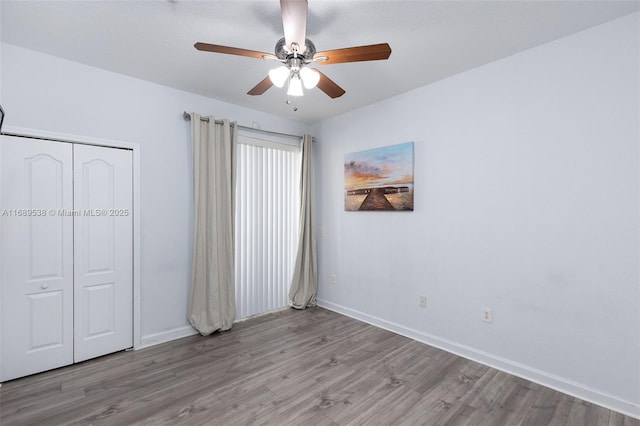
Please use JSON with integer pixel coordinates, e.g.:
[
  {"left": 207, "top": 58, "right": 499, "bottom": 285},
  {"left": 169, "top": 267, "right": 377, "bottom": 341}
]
[
  {"left": 138, "top": 325, "right": 198, "bottom": 350},
  {"left": 317, "top": 299, "right": 640, "bottom": 420}
]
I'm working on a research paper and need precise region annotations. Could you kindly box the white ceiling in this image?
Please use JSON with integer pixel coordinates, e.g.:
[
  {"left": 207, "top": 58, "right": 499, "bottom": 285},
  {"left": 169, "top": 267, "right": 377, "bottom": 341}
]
[{"left": 1, "top": 1, "right": 638, "bottom": 123}]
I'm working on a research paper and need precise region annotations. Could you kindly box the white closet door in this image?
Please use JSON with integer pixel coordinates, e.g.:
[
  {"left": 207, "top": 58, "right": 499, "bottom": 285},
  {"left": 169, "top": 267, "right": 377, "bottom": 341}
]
[
  {"left": 0, "top": 136, "right": 74, "bottom": 382},
  {"left": 73, "top": 144, "right": 133, "bottom": 362}
]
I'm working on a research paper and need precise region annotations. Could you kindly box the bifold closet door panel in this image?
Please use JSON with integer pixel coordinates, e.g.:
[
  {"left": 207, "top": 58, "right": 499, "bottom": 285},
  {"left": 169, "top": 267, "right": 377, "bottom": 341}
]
[
  {"left": 0, "top": 136, "right": 74, "bottom": 382},
  {"left": 73, "top": 144, "right": 133, "bottom": 362}
]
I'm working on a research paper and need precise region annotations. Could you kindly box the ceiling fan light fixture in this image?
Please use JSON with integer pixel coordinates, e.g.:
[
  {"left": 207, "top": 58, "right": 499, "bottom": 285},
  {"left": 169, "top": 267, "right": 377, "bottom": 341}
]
[
  {"left": 269, "top": 66, "right": 291, "bottom": 88},
  {"left": 287, "top": 74, "right": 304, "bottom": 97},
  {"left": 300, "top": 67, "right": 320, "bottom": 89}
]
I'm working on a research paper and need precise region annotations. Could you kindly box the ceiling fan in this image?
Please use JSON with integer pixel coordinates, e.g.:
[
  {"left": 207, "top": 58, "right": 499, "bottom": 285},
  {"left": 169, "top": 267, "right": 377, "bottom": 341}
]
[{"left": 194, "top": 0, "right": 391, "bottom": 99}]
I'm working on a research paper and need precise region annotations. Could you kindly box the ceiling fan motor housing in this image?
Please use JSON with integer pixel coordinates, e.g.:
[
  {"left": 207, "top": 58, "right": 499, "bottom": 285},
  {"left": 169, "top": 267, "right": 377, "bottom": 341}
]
[{"left": 275, "top": 37, "right": 316, "bottom": 61}]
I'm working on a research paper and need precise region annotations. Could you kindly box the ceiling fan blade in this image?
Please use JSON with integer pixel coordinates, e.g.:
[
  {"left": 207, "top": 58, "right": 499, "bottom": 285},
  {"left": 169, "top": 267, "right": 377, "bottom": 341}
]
[
  {"left": 280, "top": 0, "right": 307, "bottom": 53},
  {"left": 247, "top": 76, "right": 274, "bottom": 96},
  {"left": 315, "top": 43, "right": 392, "bottom": 65},
  {"left": 316, "top": 71, "right": 345, "bottom": 99},
  {"left": 194, "top": 42, "right": 271, "bottom": 60}
]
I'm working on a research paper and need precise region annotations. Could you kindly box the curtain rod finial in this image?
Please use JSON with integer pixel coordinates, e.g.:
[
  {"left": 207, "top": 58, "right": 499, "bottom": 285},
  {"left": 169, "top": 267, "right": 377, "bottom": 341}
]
[{"left": 183, "top": 111, "right": 191, "bottom": 120}]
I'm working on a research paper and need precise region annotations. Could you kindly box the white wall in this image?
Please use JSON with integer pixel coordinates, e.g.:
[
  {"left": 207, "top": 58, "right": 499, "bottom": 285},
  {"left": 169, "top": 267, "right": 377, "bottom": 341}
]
[
  {"left": 0, "top": 43, "right": 310, "bottom": 345},
  {"left": 313, "top": 12, "right": 639, "bottom": 417}
]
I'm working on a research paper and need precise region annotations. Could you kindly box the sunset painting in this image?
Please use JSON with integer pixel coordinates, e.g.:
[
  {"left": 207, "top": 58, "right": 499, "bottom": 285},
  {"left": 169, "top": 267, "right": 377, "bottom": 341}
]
[{"left": 344, "top": 142, "right": 414, "bottom": 211}]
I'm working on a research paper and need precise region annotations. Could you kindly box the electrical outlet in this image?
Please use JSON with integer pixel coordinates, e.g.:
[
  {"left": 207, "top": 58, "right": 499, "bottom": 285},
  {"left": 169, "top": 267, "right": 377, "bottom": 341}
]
[
  {"left": 482, "top": 307, "right": 493, "bottom": 323},
  {"left": 330, "top": 274, "right": 337, "bottom": 285},
  {"left": 419, "top": 296, "right": 427, "bottom": 308}
]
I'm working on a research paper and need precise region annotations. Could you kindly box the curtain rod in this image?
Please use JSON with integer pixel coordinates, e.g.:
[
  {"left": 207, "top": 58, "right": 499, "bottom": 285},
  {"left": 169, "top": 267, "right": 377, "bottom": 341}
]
[{"left": 182, "top": 111, "right": 313, "bottom": 142}]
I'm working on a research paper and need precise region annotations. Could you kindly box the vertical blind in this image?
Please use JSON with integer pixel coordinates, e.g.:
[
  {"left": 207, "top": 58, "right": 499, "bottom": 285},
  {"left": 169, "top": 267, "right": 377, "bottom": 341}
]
[{"left": 235, "top": 136, "right": 301, "bottom": 319}]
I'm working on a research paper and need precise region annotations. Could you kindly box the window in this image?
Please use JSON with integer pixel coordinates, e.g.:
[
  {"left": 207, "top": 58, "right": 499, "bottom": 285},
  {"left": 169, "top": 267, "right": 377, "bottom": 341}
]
[{"left": 235, "top": 136, "right": 301, "bottom": 319}]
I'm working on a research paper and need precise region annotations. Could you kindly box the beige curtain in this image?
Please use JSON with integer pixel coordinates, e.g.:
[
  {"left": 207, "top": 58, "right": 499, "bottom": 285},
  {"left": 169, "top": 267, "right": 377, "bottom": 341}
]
[
  {"left": 188, "top": 114, "right": 237, "bottom": 335},
  {"left": 289, "top": 134, "right": 318, "bottom": 309}
]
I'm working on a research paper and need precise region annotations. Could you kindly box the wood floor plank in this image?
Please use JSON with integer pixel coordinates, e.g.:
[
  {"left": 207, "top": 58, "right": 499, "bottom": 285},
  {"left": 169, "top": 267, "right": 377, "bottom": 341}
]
[
  {"left": 565, "top": 399, "right": 611, "bottom": 426},
  {"left": 322, "top": 369, "right": 414, "bottom": 424},
  {"left": 0, "top": 307, "right": 637, "bottom": 425},
  {"left": 610, "top": 411, "right": 640, "bottom": 426}
]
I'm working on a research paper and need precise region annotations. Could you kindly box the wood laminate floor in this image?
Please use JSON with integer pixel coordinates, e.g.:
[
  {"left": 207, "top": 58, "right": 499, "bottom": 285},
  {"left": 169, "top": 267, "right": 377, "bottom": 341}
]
[{"left": 0, "top": 307, "right": 638, "bottom": 425}]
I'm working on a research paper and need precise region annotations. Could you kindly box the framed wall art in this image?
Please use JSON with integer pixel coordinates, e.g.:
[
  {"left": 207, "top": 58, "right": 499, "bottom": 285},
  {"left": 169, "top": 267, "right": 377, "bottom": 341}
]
[{"left": 344, "top": 142, "right": 414, "bottom": 211}]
